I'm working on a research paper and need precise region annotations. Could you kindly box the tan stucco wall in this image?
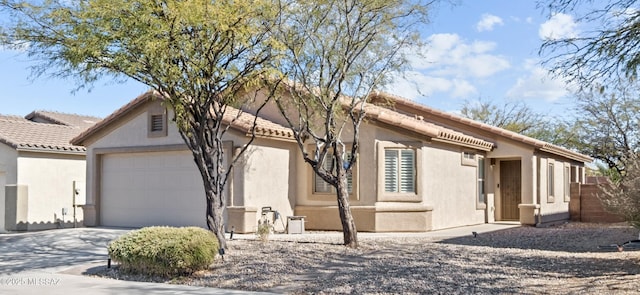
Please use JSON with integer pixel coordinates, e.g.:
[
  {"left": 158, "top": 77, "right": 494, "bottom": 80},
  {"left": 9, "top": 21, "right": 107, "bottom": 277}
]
[
  {"left": 0, "top": 143, "right": 18, "bottom": 184},
  {"left": 4, "top": 184, "right": 28, "bottom": 231},
  {"left": 0, "top": 143, "right": 18, "bottom": 232},
  {"left": 537, "top": 156, "right": 571, "bottom": 224},
  {"left": 235, "top": 140, "right": 297, "bottom": 232},
  {"left": 487, "top": 139, "right": 536, "bottom": 223},
  {"left": 294, "top": 121, "right": 487, "bottom": 232},
  {"left": 84, "top": 100, "right": 298, "bottom": 233},
  {"left": 423, "top": 142, "right": 485, "bottom": 230},
  {"left": 15, "top": 152, "right": 86, "bottom": 230},
  {"left": 0, "top": 171, "right": 5, "bottom": 232},
  {"left": 86, "top": 102, "right": 186, "bottom": 149}
]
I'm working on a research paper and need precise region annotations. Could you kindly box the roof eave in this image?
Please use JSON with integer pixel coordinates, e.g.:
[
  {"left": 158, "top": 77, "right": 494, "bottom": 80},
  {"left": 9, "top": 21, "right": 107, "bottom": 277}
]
[
  {"left": 71, "top": 91, "right": 158, "bottom": 145},
  {"left": 539, "top": 145, "right": 593, "bottom": 163},
  {"left": 371, "top": 92, "right": 592, "bottom": 163},
  {"left": 432, "top": 138, "right": 494, "bottom": 152},
  {"left": 16, "top": 147, "right": 86, "bottom": 156}
]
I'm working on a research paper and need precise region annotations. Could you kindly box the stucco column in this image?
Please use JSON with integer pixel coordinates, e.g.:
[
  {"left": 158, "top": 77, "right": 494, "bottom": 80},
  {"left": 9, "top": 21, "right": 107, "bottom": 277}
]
[
  {"left": 81, "top": 204, "right": 97, "bottom": 226},
  {"left": 518, "top": 155, "right": 539, "bottom": 225},
  {"left": 521, "top": 155, "right": 535, "bottom": 205}
]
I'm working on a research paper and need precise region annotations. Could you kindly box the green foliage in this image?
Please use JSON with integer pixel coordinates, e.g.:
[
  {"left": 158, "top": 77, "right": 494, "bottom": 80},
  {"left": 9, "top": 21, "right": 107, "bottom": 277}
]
[
  {"left": 255, "top": 221, "right": 272, "bottom": 242},
  {"left": 0, "top": 0, "right": 282, "bottom": 108},
  {"left": 108, "top": 226, "right": 219, "bottom": 277},
  {"left": 0, "top": 0, "right": 286, "bottom": 249},
  {"left": 572, "top": 80, "right": 640, "bottom": 175}
]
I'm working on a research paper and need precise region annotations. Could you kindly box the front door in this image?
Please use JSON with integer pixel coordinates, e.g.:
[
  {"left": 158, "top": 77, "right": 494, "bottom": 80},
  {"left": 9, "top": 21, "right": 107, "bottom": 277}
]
[{"left": 500, "top": 160, "right": 521, "bottom": 220}]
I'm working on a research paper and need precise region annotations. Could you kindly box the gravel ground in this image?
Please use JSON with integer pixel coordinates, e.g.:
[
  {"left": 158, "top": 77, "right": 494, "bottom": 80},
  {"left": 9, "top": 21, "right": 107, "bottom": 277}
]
[{"left": 95, "top": 222, "right": 640, "bottom": 294}]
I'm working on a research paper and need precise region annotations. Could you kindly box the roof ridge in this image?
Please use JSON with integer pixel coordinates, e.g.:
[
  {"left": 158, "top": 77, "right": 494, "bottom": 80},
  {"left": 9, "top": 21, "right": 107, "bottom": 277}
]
[
  {"left": 0, "top": 117, "right": 78, "bottom": 129},
  {"left": 30, "top": 109, "right": 101, "bottom": 118}
]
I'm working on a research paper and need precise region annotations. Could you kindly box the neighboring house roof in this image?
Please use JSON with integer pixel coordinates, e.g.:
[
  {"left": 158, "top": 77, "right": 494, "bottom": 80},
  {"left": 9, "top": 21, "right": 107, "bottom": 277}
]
[
  {"left": 0, "top": 116, "right": 87, "bottom": 153},
  {"left": 71, "top": 91, "right": 295, "bottom": 145},
  {"left": 370, "top": 91, "right": 592, "bottom": 163},
  {"left": 25, "top": 110, "right": 101, "bottom": 130},
  {"left": 0, "top": 115, "right": 29, "bottom": 122},
  {"left": 0, "top": 110, "right": 99, "bottom": 154}
]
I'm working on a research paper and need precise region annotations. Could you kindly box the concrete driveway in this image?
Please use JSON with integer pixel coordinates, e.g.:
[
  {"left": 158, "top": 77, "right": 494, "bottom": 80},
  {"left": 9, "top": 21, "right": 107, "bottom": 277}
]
[
  {"left": 0, "top": 227, "right": 127, "bottom": 274},
  {"left": 0, "top": 227, "right": 270, "bottom": 295}
]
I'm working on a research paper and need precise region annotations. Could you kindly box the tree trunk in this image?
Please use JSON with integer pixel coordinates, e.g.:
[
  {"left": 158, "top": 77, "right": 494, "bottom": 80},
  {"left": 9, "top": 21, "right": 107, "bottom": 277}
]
[
  {"left": 334, "top": 149, "right": 358, "bottom": 248},
  {"left": 206, "top": 189, "right": 227, "bottom": 249},
  {"left": 181, "top": 128, "right": 229, "bottom": 250},
  {"left": 336, "top": 175, "right": 358, "bottom": 248}
]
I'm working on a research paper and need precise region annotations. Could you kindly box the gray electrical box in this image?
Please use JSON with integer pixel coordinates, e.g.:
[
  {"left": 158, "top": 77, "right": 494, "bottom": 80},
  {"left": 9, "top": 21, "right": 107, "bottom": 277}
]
[{"left": 287, "top": 216, "right": 306, "bottom": 234}]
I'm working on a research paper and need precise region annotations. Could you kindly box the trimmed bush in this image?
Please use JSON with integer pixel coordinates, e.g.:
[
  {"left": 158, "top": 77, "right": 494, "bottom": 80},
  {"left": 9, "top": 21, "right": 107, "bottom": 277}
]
[{"left": 108, "top": 226, "right": 219, "bottom": 276}]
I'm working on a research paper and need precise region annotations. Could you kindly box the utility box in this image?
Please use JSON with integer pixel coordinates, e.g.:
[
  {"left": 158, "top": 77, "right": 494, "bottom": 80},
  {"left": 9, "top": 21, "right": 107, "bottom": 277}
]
[{"left": 287, "top": 216, "right": 306, "bottom": 234}]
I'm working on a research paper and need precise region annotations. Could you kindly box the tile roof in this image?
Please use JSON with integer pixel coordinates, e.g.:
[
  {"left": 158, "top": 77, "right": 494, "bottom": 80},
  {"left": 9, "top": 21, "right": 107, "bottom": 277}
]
[
  {"left": 0, "top": 117, "right": 87, "bottom": 153},
  {"left": 362, "top": 103, "right": 494, "bottom": 151},
  {"left": 72, "top": 91, "right": 295, "bottom": 145},
  {"left": 25, "top": 110, "right": 101, "bottom": 130},
  {"left": 370, "top": 91, "right": 592, "bottom": 162},
  {"left": 0, "top": 115, "right": 29, "bottom": 122},
  {"left": 223, "top": 108, "right": 294, "bottom": 140},
  {"left": 74, "top": 90, "right": 490, "bottom": 151}
]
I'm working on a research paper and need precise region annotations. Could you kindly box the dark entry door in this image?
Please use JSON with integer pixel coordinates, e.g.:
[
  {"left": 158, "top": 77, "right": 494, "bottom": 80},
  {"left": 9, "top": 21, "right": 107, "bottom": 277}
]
[{"left": 500, "top": 160, "right": 521, "bottom": 220}]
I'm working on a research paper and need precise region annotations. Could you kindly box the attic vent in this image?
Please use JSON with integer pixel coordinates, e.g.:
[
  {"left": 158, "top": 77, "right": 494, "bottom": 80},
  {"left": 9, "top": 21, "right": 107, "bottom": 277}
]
[
  {"left": 148, "top": 111, "right": 167, "bottom": 138},
  {"left": 150, "top": 114, "right": 164, "bottom": 132}
]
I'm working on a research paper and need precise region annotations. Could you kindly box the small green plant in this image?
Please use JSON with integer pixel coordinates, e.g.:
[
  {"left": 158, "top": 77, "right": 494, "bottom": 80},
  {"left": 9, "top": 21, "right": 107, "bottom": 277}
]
[
  {"left": 256, "top": 221, "right": 272, "bottom": 242},
  {"left": 108, "top": 226, "right": 219, "bottom": 277}
]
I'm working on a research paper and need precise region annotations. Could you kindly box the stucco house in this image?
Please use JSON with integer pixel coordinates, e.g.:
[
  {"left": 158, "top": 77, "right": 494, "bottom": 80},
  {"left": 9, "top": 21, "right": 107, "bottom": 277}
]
[
  {"left": 0, "top": 111, "right": 100, "bottom": 232},
  {"left": 71, "top": 91, "right": 591, "bottom": 233}
]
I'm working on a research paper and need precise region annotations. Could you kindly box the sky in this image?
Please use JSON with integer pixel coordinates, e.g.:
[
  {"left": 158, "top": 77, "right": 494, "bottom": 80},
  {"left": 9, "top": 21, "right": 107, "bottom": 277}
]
[{"left": 0, "top": 1, "right": 580, "bottom": 119}]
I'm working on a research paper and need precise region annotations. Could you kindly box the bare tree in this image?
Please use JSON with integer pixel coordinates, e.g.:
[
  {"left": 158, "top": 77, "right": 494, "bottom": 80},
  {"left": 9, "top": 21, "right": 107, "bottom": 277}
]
[
  {"left": 599, "top": 154, "right": 640, "bottom": 231},
  {"left": 274, "top": 0, "right": 431, "bottom": 248},
  {"left": 539, "top": 0, "right": 640, "bottom": 90},
  {"left": 459, "top": 98, "right": 581, "bottom": 148},
  {"left": 573, "top": 81, "right": 640, "bottom": 176}
]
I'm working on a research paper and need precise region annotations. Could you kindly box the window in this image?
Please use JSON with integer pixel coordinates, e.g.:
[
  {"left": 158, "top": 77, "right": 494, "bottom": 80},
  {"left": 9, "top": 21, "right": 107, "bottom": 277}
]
[
  {"left": 384, "top": 149, "right": 415, "bottom": 193},
  {"left": 564, "top": 166, "right": 570, "bottom": 202},
  {"left": 547, "top": 163, "right": 555, "bottom": 202},
  {"left": 477, "top": 157, "right": 486, "bottom": 209},
  {"left": 578, "top": 167, "right": 584, "bottom": 183},
  {"left": 461, "top": 151, "right": 476, "bottom": 166},
  {"left": 314, "top": 154, "right": 353, "bottom": 194}
]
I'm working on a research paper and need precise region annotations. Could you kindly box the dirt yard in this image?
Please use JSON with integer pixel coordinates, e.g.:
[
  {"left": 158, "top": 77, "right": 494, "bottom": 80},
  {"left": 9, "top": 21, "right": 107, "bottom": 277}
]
[{"left": 96, "top": 223, "right": 640, "bottom": 294}]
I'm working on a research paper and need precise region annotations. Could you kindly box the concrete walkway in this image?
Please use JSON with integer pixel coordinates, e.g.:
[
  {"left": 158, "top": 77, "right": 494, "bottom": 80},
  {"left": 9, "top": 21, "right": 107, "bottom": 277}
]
[{"left": 0, "top": 223, "right": 520, "bottom": 294}]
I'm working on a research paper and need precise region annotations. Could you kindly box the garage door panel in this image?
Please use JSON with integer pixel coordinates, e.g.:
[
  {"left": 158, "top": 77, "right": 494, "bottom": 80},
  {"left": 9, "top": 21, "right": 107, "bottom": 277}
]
[{"left": 101, "top": 151, "right": 207, "bottom": 228}]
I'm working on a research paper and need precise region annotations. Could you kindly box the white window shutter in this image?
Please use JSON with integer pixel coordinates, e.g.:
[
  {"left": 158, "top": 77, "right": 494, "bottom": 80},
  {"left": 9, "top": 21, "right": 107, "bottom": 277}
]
[
  {"left": 314, "top": 158, "right": 333, "bottom": 193},
  {"left": 399, "top": 149, "right": 415, "bottom": 193},
  {"left": 384, "top": 150, "right": 398, "bottom": 192}
]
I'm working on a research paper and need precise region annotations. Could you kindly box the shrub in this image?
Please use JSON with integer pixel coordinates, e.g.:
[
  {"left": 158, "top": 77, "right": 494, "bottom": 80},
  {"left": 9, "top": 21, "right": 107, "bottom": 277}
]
[
  {"left": 256, "top": 221, "right": 272, "bottom": 242},
  {"left": 599, "top": 154, "right": 640, "bottom": 231},
  {"left": 108, "top": 226, "right": 219, "bottom": 276}
]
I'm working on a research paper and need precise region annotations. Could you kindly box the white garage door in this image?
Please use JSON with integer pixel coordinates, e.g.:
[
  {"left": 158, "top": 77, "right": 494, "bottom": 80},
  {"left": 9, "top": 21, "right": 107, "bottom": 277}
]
[{"left": 100, "top": 151, "right": 208, "bottom": 228}]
